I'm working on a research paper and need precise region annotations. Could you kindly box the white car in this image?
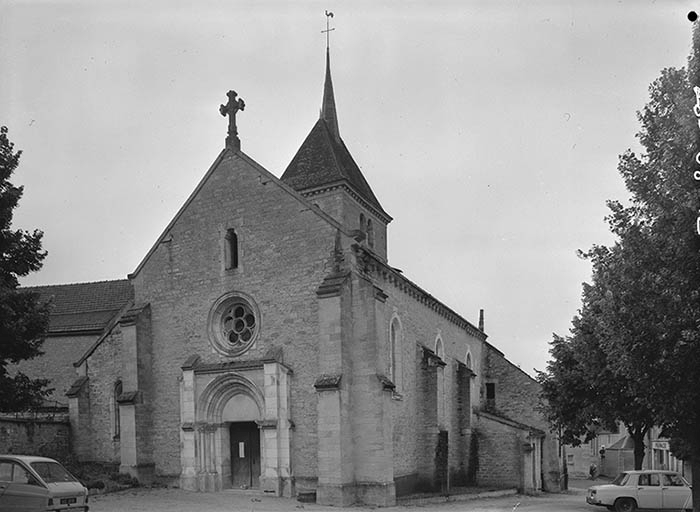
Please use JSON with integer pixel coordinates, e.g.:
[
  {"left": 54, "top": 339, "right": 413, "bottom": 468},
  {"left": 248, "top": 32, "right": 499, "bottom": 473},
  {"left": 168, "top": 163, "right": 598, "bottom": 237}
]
[
  {"left": 0, "top": 454, "right": 89, "bottom": 511},
  {"left": 587, "top": 470, "right": 692, "bottom": 512}
]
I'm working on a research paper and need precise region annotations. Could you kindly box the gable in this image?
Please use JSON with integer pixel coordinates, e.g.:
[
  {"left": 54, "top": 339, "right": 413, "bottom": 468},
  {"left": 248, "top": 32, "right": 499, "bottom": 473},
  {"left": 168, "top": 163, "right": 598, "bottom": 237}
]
[{"left": 130, "top": 148, "right": 347, "bottom": 285}]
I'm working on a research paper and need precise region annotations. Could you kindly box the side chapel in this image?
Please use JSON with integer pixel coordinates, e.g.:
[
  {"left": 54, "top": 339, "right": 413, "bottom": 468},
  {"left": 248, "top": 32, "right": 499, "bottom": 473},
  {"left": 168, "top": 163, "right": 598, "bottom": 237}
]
[{"left": 20, "top": 42, "right": 559, "bottom": 506}]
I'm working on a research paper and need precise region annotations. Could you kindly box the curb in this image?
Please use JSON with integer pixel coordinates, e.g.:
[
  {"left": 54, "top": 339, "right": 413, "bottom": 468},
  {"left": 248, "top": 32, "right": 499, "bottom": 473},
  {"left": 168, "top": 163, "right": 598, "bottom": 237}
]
[{"left": 398, "top": 488, "right": 518, "bottom": 506}]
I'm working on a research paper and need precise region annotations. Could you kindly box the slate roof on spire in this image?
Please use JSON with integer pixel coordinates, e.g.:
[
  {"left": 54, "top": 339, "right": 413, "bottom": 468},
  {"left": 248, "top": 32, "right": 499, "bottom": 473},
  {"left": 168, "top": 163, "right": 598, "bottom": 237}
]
[
  {"left": 281, "top": 49, "right": 388, "bottom": 218},
  {"left": 320, "top": 48, "right": 340, "bottom": 140}
]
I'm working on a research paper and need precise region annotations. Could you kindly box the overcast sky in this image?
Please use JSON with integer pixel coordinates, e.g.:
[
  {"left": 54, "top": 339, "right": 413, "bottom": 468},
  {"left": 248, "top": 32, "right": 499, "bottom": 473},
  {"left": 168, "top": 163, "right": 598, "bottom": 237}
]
[{"left": 1, "top": 0, "right": 695, "bottom": 376}]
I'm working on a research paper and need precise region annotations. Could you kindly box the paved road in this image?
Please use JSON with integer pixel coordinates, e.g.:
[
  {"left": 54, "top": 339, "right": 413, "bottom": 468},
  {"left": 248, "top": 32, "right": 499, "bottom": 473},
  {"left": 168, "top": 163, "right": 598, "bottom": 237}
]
[
  {"left": 434, "top": 492, "right": 592, "bottom": 511},
  {"left": 89, "top": 488, "right": 594, "bottom": 512}
]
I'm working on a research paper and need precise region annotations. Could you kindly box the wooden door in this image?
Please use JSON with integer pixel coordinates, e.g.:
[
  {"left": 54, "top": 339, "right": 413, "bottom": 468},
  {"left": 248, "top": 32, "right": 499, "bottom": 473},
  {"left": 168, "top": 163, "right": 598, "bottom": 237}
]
[{"left": 230, "top": 422, "right": 260, "bottom": 489}]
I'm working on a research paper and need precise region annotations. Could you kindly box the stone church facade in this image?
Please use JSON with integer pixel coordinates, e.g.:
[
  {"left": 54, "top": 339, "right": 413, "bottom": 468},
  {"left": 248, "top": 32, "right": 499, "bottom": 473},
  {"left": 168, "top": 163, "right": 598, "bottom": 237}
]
[{"left": 19, "top": 48, "right": 559, "bottom": 506}]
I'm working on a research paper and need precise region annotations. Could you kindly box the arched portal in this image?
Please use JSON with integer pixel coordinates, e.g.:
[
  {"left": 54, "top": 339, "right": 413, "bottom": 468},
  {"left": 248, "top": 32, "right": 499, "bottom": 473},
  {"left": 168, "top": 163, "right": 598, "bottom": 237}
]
[
  {"left": 196, "top": 374, "right": 263, "bottom": 491},
  {"left": 180, "top": 359, "right": 293, "bottom": 495}
]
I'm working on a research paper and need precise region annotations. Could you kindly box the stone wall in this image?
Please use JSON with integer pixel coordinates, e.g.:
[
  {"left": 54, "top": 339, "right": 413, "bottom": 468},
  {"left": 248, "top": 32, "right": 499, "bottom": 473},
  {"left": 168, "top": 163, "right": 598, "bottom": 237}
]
[
  {"left": 473, "top": 414, "right": 523, "bottom": 489},
  {"left": 75, "top": 329, "right": 122, "bottom": 464},
  {"left": 377, "top": 265, "right": 484, "bottom": 494},
  {"left": 66, "top": 146, "right": 561, "bottom": 499},
  {"left": 129, "top": 151, "right": 340, "bottom": 479},
  {"left": 13, "top": 334, "right": 96, "bottom": 403},
  {"left": 0, "top": 414, "right": 71, "bottom": 461},
  {"left": 481, "top": 345, "right": 560, "bottom": 491}
]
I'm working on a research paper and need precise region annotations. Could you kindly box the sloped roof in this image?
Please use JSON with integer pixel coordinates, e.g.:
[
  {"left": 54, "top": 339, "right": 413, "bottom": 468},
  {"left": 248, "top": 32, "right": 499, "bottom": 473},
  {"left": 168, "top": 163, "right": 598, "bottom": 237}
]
[
  {"left": 25, "top": 280, "right": 133, "bottom": 335},
  {"left": 607, "top": 435, "right": 635, "bottom": 451},
  {"left": 280, "top": 49, "right": 388, "bottom": 219},
  {"left": 281, "top": 118, "right": 386, "bottom": 216}
]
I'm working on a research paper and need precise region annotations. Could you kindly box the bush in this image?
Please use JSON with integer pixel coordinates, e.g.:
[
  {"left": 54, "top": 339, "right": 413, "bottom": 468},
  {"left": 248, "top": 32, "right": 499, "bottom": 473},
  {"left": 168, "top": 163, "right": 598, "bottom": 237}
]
[{"left": 109, "top": 472, "right": 139, "bottom": 487}]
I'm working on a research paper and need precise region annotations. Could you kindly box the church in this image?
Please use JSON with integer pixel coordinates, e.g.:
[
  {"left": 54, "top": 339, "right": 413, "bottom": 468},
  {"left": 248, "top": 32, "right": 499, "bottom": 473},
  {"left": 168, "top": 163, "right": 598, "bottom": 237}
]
[{"left": 18, "top": 43, "right": 560, "bottom": 506}]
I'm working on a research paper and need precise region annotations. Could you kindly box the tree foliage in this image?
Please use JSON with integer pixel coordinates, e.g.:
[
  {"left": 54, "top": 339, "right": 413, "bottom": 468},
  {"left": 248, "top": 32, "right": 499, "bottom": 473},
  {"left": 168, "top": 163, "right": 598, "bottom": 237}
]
[
  {"left": 539, "top": 25, "right": 700, "bottom": 507},
  {"left": 0, "top": 125, "right": 51, "bottom": 411}
]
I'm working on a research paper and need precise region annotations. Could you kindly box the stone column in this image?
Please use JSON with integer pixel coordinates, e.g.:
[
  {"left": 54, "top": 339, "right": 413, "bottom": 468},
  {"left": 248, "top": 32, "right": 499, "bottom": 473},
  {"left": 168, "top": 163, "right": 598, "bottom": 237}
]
[
  {"left": 417, "top": 347, "right": 444, "bottom": 490},
  {"left": 117, "top": 305, "right": 154, "bottom": 484},
  {"left": 179, "top": 357, "right": 198, "bottom": 490},
  {"left": 196, "top": 424, "right": 220, "bottom": 491},
  {"left": 66, "top": 374, "right": 90, "bottom": 461},
  {"left": 349, "top": 277, "right": 395, "bottom": 506},
  {"left": 315, "top": 270, "right": 354, "bottom": 506},
  {"left": 260, "top": 361, "right": 293, "bottom": 496},
  {"left": 315, "top": 378, "right": 352, "bottom": 505}
]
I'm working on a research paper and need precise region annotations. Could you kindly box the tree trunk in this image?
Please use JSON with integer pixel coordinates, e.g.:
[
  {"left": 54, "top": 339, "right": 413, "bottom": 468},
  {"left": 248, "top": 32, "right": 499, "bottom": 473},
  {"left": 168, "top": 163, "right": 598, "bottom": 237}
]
[
  {"left": 630, "top": 430, "right": 646, "bottom": 470},
  {"left": 692, "top": 457, "right": 700, "bottom": 512}
]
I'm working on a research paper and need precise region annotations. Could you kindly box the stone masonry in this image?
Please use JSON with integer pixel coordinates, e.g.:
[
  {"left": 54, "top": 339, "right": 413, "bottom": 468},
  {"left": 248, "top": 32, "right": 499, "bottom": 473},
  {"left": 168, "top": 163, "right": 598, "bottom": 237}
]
[{"left": 24, "top": 46, "right": 560, "bottom": 507}]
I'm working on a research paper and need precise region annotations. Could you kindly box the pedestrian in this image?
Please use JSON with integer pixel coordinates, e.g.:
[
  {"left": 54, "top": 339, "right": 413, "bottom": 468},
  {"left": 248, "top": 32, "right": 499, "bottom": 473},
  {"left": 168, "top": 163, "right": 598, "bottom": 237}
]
[{"left": 589, "top": 463, "right": 597, "bottom": 480}]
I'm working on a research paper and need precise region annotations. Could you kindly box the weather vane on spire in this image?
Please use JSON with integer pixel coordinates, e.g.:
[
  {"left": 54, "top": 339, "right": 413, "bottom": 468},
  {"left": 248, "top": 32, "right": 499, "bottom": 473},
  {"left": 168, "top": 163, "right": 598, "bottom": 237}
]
[{"left": 322, "top": 11, "right": 335, "bottom": 50}]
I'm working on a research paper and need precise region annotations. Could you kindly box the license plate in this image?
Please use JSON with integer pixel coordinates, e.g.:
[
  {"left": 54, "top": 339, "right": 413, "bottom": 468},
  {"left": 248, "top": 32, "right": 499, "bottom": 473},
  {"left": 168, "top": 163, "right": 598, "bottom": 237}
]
[{"left": 60, "top": 497, "right": 77, "bottom": 504}]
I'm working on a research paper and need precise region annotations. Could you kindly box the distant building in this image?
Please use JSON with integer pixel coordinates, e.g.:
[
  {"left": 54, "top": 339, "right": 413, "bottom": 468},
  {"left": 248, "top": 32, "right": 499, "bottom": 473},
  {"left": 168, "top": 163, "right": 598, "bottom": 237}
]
[
  {"left": 565, "top": 426, "right": 691, "bottom": 482},
  {"left": 14, "top": 46, "right": 559, "bottom": 506}
]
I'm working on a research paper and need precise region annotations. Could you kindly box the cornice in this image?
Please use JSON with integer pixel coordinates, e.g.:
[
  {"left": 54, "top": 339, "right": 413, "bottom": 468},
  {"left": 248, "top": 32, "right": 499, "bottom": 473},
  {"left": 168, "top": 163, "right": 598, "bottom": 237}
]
[
  {"left": 355, "top": 246, "right": 488, "bottom": 341},
  {"left": 299, "top": 182, "right": 393, "bottom": 224}
]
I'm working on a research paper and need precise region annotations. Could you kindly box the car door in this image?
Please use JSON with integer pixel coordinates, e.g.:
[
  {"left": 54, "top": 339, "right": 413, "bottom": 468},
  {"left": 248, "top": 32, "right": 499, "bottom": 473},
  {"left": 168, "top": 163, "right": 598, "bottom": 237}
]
[
  {"left": 0, "top": 460, "right": 11, "bottom": 500},
  {"left": 636, "top": 473, "right": 663, "bottom": 510},
  {"left": 662, "top": 473, "right": 692, "bottom": 511},
  {"left": 0, "top": 460, "right": 48, "bottom": 512}
]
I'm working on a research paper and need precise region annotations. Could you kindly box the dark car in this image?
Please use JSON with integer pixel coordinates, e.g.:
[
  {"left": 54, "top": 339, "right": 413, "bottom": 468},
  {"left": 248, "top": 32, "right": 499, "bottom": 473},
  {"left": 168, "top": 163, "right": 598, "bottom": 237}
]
[{"left": 0, "top": 455, "right": 89, "bottom": 511}]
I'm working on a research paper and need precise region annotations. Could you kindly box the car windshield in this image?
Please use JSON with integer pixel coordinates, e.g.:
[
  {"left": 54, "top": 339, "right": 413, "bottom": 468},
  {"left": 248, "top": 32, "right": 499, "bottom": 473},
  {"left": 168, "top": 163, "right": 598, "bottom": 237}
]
[
  {"left": 610, "top": 472, "right": 631, "bottom": 486},
  {"left": 30, "top": 461, "right": 77, "bottom": 483}
]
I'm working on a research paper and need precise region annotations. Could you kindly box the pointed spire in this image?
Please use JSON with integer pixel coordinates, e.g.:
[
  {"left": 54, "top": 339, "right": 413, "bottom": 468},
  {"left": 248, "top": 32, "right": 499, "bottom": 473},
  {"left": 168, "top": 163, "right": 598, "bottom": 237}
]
[{"left": 321, "top": 47, "right": 340, "bottom": 141}]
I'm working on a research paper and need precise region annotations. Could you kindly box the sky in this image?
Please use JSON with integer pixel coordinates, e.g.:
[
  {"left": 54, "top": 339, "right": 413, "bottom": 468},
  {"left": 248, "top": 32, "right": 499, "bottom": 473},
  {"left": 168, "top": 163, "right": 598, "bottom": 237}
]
[{"left": 1, "top": 0, "right": 696, "bottom": 377}]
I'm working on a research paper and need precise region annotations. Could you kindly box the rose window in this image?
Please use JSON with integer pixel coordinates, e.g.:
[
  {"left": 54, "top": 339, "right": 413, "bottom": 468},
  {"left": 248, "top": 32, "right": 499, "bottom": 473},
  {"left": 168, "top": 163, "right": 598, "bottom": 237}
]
[
  {"left": 208, "top": 292, "right": 260, "bottom": 356},
  {"left": 222, "top": 303, "right": 256, "bottom": 346}
]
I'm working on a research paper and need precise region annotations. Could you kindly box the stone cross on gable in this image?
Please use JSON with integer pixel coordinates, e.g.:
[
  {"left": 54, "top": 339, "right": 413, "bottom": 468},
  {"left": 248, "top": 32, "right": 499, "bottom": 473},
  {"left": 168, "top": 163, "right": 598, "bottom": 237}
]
[{"left": 220, "top": 90, "right": 245, "bottom": 150}]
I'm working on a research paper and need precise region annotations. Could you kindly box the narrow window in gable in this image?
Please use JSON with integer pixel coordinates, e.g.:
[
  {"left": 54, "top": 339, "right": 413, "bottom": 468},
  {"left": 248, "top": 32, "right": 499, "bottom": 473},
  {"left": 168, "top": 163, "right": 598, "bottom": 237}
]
[
  {"left": 225, "top": 229, "right": 239, "bottom": 269},
  {"left": 367, "top": 219, "right": 374, "bottom": 248}
]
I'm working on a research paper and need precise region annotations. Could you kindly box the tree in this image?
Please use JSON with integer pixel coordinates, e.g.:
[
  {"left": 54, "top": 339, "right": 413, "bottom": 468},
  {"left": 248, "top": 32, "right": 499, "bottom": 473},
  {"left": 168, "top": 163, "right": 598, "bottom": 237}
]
[
  {"left": 538, "top": 241, "right": 658, "bottom": 472},
  {"left": 610, "top": 28, "right": 700, "bottom": 506},
  {"left": 0, "top": 125, "right": 51, "bottom": 411},
  {"left": 541, "top": 23, "right": 700, "bottom": 508}
]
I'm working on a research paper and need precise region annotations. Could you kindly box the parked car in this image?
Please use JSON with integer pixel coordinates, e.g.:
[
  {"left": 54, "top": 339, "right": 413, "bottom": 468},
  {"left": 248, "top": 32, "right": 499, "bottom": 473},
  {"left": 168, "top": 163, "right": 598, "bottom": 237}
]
[
  {"left": 0, "top": 455, "right": 89, "bottom": 511},
  {"left": 587, "top": 470, "right": 692, "bottom": 512}
]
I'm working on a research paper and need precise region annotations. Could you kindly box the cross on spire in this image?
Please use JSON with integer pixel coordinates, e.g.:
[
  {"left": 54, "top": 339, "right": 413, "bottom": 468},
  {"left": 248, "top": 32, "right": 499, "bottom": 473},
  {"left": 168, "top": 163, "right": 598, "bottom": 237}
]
[
  {"left": 322, "top": 11, "right": 335, "bottom": 50},
  {"left": 220, "top": 90, "right": 245, "bottom": 151}
]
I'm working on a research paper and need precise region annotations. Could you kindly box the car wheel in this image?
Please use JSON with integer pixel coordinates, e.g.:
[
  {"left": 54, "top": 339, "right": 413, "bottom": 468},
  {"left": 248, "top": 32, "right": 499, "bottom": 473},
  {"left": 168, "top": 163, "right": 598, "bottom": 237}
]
[{"left": 614, "top": 498, "right": 637, "bottom": 512}]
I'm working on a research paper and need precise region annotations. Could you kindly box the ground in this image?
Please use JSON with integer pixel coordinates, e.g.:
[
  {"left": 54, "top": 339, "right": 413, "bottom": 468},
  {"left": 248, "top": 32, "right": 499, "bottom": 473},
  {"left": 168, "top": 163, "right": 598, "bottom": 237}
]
[{"left": 89, "top": 487, "right": 597, "bottom": 512}]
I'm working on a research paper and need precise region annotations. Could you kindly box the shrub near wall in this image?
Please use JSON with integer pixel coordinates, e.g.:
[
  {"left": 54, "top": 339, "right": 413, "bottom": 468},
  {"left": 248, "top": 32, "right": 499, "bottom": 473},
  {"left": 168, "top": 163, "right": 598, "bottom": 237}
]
[{"left": 0, "top": 413, "right": 71, "bottom": 460}]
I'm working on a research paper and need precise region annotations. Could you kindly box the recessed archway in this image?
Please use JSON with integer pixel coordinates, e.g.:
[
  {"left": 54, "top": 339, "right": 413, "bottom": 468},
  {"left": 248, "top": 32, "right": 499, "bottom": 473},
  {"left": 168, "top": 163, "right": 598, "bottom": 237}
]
[{"left": 196, "top": 373, "right": 265, "bottom": 490}]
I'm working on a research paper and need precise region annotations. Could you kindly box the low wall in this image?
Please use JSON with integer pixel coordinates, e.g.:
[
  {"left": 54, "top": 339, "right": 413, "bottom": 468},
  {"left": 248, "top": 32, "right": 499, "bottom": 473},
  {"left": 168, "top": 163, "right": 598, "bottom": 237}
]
[{"left": 0, "top": 412, "right": 71, "bottom": 461}]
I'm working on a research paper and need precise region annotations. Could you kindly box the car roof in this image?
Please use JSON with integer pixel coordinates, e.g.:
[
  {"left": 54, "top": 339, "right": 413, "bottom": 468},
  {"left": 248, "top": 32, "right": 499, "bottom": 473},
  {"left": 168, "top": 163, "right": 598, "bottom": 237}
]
[
  {"left": 0, "top": 454, "right": 59, "bottom": 464},
  {"left": 623, "top": 470, "right": 682, "bottom": 475}
]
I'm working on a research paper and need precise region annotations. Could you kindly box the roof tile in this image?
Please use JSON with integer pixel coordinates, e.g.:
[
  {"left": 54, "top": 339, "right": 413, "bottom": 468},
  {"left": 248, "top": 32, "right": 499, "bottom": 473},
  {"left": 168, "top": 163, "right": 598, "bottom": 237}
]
[
  {"left": 24, "top": 280, "right": 133, "bottom": 334},
  {"left": 281, "top": 119, "right": 386, "bottom": 215}
]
